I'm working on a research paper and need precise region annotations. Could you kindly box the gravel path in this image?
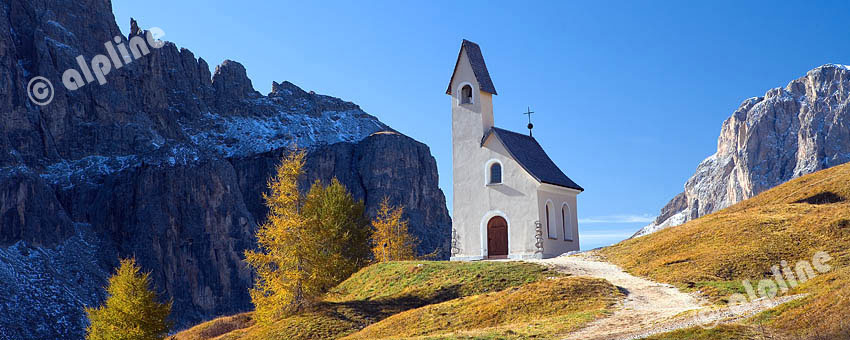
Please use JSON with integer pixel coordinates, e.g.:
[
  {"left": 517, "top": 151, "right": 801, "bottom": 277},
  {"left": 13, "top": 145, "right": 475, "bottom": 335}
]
[{"left": 529, "top": 252, "right": 803, "bottom": 340}]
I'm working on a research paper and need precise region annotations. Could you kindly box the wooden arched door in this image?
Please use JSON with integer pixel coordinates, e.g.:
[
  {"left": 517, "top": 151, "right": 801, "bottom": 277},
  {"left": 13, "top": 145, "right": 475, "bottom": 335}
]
[{"left": 487, "top": 216, "right": 508, "bottom": 258}]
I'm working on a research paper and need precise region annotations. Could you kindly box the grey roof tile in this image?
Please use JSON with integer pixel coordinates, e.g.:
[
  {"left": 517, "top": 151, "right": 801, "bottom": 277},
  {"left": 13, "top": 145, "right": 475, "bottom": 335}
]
[{"left": 483, "top": 127, "right": 583, "bottom": 191}]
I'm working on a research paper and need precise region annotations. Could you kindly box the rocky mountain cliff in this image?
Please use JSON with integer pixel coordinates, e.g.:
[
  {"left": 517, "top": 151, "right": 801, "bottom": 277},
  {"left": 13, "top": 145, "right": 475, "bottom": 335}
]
[
  {"left": 0, "top": 1, "right": 451, "bottom": 339},
  {"left": 636, "top": 64, "right": 850, "bottom": 237}
]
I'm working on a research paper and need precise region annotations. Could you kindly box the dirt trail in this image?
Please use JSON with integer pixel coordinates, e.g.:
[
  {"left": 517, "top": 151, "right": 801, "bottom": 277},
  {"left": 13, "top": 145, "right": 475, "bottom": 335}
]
[{"left": 530, "top": 252, "right": 802, "bottom": 340}]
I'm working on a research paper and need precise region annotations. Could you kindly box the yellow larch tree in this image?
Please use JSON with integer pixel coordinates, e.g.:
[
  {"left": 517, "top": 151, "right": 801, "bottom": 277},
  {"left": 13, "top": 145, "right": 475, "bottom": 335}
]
[
  {"left": 85, "top": 258, "right": 172, "bottom": 340},
  {"left": 301, "top": 178, "right": 371, "bottom": 290},
  {"left": 244, "top": 148, "right": 313, "bottom": 323},
  {"left": 371, "top": 197, "right": 418, "bottom": 262},
  {"left": 244, "top": 148, "right": 371, "bottom": 324}
]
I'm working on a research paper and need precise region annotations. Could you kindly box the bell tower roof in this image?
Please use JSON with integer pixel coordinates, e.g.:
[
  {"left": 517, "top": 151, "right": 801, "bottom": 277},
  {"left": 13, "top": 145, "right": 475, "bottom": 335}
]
[{"left": 446, "top": 39, "right": 497, "bottom": 95}]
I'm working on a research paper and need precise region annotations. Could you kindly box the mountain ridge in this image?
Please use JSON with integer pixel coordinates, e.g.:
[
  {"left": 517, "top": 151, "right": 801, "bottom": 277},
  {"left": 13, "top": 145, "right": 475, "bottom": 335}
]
[{"left": 0, "top": 1, "right": 450, "bottom": 339}]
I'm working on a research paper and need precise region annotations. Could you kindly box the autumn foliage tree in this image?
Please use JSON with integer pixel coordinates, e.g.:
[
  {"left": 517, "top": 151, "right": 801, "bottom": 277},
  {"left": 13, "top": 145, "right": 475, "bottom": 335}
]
[
  {"left": 85, "top": 258, "right": 172, "bottom": 340},
  {"left": 302, "top": 178, "right": 371, "bottom": 288},
  {"left": 244, "top": 148, "right": 370, "bottom": 323},
  {"left": 244, "top": 149, "right": 309, "bottom": 323},
  {"left": 371, "top": 197, "right": 419, "bottom": 262}
]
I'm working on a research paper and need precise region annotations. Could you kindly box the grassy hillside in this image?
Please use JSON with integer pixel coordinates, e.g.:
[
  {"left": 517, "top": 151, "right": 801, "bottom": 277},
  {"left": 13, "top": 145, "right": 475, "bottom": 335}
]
[
  {"left": 169, "top": 313, "right": 254, "bottom": 340},
  {"left": 345, "top": 277, "right": 619, "bottom": 339},
  {"left": 602, "top": 162, "right": 850, "bottom": 338},
  {"left": 639, "top": 325, "right": 758, "bottom": 340},
  {"left": 172, "top": 261, "right": 620, "bottom": 340},
  {"left": 170, "top": 162, "right": 850, "bottom": 340},
  {"left": 326, "top": 261, "right": 555, "bottom": 303}
]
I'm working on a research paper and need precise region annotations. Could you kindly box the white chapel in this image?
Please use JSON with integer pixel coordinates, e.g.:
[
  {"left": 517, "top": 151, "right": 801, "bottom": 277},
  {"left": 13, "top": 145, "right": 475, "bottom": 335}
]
[{"left": 448, "top": 40, "right": 584, "bottom": 261}]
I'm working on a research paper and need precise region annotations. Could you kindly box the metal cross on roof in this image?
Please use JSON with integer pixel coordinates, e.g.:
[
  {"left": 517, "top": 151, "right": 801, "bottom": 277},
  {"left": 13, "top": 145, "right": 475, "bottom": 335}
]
[{"left": 523, "top": 106, "right": 535, "bottom": 137}]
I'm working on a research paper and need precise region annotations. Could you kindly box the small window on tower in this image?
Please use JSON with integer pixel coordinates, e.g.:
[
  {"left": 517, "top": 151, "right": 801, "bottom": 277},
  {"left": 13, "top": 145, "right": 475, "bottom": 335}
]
[
  {"left": 461, "top": 84, "right": 473, "bottom": 104},
  {"left": 489, "top": 163, "right": 502, "bottom": 184}
]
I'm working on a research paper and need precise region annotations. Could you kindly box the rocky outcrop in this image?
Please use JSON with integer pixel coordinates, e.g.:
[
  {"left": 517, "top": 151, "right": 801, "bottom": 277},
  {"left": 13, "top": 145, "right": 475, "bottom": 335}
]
[
  {"left": 636, "top": 64, "right": 850, "bottom": 237},
  {"left": 0, "top": 168, "right": 75, "bottom": 246},
  {"left": 0, "top": 0, "right": 451, "bottom": 339}
]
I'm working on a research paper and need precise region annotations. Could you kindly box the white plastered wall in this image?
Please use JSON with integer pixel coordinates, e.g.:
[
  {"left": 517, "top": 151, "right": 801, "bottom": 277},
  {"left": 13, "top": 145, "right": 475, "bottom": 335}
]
[{"left": 536, "top": 184, "right": 581, "bottom": 257}]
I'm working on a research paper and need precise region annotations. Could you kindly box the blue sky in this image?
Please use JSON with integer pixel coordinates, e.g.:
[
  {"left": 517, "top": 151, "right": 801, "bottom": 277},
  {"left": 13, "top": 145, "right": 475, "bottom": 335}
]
[{"left": 113, "top": 1, "right": 850, "bottom": 250}]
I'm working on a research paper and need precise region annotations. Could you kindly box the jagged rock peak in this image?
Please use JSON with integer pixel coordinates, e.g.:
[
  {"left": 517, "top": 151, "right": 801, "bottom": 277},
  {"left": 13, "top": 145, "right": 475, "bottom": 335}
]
[
  {"left": 635, "top": 63, "right": 850, "bottom": 238},
  {"left": 271, "top": 80, "right": 309, "bottom": 97},
  {"left": 212, "top": 60, "right": 260, "bottom": 99},
  {"left": 130, "top": 17, "right": 141, "bottom": 36}
]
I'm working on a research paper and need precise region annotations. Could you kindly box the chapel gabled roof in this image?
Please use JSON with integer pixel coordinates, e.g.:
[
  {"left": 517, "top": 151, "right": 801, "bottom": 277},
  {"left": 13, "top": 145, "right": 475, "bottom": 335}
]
[
  {"left": 482, "top": 127, "right": 584, "bottom": 191},
  {"left": 446, "top": 39, "right": 497, "bottom": 95}
]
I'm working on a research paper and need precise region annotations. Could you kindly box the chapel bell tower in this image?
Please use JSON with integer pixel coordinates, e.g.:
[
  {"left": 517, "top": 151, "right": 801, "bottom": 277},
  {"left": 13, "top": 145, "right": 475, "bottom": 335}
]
[{"left": 447, "top": 39, "right": 497, "bottom": 143}]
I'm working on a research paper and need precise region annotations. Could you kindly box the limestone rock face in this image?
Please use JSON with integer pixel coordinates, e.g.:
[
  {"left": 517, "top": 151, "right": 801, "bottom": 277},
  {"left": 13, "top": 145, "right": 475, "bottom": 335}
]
[
  {"left": 0, "top": 168, "right": 75, "bottom": 246},
  {"left": 351, "top": 133, "right": 451, "bottom": 255},
  {"left": 0, "top": 0, "right": 451, "bottom": 339},
  {"left": 636, "top": 64, "right": 850, "bottom": 237},
  {"left": 236, "top": 132, "right": 452, "bottom": 257}
]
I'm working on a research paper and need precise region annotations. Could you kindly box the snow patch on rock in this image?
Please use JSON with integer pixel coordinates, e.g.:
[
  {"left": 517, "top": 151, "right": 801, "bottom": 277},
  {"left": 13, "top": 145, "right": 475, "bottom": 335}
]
[
  {"left": 0, "top": 224, "right": 108, "bottom": 340},
  {"left": 181, "top": 107, "right": 384, "bottom": 158}
]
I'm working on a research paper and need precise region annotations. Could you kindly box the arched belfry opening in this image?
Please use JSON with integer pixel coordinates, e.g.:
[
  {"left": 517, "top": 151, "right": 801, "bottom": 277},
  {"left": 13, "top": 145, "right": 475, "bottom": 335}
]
[
  {"left": 487, "top": 216, "right": 508, "bottom": 258},
  {"left": 461, "top": 84, "right": 473, "bottom": 104}
]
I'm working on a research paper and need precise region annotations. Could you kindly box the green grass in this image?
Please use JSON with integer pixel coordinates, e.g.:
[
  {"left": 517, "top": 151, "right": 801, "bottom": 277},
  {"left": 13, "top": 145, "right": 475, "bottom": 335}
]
[
  {"left": 327, "top": 261, "right": 560, "bottom": 303},
  {"left": 172, "top": 261, "right": 572, "bottom": 340}
]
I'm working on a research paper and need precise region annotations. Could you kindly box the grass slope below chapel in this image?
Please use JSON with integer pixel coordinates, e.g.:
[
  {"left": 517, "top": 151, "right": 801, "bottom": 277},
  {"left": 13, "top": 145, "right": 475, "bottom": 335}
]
[
  {"left": 172, "top": 261, "right": 621, "bottom": 340},
  {"left": 600, "top": 162, "right": 850, "bottom": 338}
]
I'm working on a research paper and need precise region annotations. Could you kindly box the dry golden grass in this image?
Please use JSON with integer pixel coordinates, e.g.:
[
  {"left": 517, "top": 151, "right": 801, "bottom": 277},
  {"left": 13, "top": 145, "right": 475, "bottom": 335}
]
[
  {"left": 217, "top": 311, "right": 362, "bottom": 340},
  {"left": 601, "top": 162, "right": 850, "bottom": 338},
  {"left": 752, "top": 266, "right": 850, "bottom": 339},
  {"left": 171, "top": 261, "right": 572, "bottom": 340},
  {"left": 639, "top": 324, "right": 757, "bottom": 340},
  {"left": 343, "top": 277, "right": 620, "bottom": 340},
  {"left": 169, "top": 313, "right": 254, "bottom": 340}
]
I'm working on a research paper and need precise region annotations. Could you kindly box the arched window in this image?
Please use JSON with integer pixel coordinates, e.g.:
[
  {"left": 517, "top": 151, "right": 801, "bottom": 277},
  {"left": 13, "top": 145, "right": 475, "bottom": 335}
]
[
  {"left": 460, "top": 84, "right": 473, "bottom": 104},
  {"left": 489, "top": 162, "right": 502, "bottom": 184},
  {"left": 562, "top": 204, "right": 573, "bottom": 241},
  {"left": 546, "top": 202, "right": 556, "bottom": 239}
]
